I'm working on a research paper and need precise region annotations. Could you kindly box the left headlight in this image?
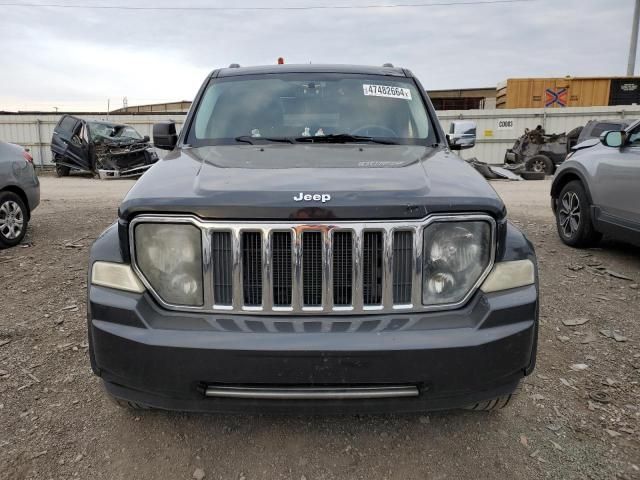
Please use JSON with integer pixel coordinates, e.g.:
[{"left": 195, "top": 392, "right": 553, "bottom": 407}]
[
  {"left": 134, "top": 223, "right": 203, "bottom": 306},
  {"left": 423, "top": 220, "right": 492, "bottom": 305}
]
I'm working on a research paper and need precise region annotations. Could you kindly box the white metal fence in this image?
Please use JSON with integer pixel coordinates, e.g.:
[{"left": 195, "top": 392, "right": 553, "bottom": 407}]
[
  {"left": 438, "top": 106, "right": 640, "bottom": 164},
  {"left": 1, "top": 106, "right": 639, "bottom": 166}
]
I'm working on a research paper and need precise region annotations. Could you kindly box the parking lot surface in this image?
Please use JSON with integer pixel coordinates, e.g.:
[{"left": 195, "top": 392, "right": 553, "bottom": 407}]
[{"left": 1, "top": 176, "right": 638, "bottom": 480}]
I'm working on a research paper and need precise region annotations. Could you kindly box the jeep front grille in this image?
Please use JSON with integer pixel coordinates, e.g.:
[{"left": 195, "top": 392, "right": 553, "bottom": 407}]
[{"left": 129, "top": 215, "right": 496, "bottom": 315}]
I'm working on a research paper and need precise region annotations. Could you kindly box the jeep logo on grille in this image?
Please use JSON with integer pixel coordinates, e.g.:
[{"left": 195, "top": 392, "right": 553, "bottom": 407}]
[{"left": 293, "top": 192, "right": 331, "bottom": 203}]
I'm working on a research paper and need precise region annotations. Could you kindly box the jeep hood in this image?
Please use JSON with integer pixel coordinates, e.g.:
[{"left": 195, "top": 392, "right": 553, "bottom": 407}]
[{"left": 119, "top": 145, "right": 505, "bottom": 221}]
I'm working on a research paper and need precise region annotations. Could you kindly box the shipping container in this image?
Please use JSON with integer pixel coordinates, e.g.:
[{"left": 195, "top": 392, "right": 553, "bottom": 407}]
[
  {"left": 609, "top": 78, "right": 640, "bottom": 105},
  {"left": 496, "top": 77, "right": 640, "bottom": 109}
]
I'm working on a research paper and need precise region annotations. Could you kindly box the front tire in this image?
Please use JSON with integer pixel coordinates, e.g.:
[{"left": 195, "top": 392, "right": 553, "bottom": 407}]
[
  {"left": 465, "top": 394, "right": 516, "bottom": 411},
  {"left": 0, "top": 192, "right": 28, "bottom": 248},
  {"left": 555, "top": 180, "right": 601, "bottom": 247},
  {"left": 465, "top": 383, "right": 520, "bottom": 411},
  {"left": 55, "top": 163, "right": 70, "bottom": 177}
]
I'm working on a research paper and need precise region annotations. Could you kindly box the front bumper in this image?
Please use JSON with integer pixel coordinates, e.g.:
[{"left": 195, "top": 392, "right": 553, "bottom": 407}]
[
  {"left": 89, "top": 282, "right": 538, "bottom": 414},
  {"left": 97, "top": 164, "right": 154, "bottom": 180}
]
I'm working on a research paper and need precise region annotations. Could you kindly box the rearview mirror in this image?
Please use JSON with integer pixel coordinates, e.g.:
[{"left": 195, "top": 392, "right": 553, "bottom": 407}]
[
  {"left": 153, "top": 121, "right": 178, "bottom": 150},
  {"left": 600, "top": 130, "right": 624, "bottom": 148},
  {"left": 448, "top": 120, "right": 476, "bottom": 150}
]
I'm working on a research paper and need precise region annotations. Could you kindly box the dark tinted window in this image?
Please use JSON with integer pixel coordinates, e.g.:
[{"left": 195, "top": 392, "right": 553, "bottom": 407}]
[
  {"left": 628, "top": 126, "right": 640, "bottom": 145},
  {"left": 58, "top": 116, "right": 78, "bottom": 134},
  {"left": 590, "top": 122, "right": 624, "bottom": 137}
]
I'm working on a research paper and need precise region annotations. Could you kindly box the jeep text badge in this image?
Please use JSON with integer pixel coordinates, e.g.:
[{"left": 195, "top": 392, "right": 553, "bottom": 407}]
[{"left": 293, "top": 192, "right": 331, "bottom": 203}]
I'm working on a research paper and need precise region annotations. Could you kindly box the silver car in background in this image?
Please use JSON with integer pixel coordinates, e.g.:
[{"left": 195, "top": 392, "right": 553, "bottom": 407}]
[
  {"left": 0, "top": 141, "right": 40, "bottom": 248},
  {"left": 551, "top": 121, "right": 640, "bottom": 248}
]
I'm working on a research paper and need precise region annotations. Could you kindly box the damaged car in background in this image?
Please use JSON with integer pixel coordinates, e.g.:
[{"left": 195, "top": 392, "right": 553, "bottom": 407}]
[
  {"left": 51, "top": 115, "right": 159, "bottom": 179},
  {"left": 502, "top": 119, "right": 633, "bottom": 177}
]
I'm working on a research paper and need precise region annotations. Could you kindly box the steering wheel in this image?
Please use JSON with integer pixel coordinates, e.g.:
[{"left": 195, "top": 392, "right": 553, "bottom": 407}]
[{"left": 351, "top": 125, "right": 398, "bottom": 138}]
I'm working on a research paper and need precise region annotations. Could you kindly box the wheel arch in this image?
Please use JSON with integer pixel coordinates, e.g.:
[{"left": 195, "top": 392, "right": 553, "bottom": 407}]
[
  {"left": 0, "top": 185, "right": 30, "bottom": 220},
  {"left": 550, "top": 169, "right": 593, "bottom": 212}
]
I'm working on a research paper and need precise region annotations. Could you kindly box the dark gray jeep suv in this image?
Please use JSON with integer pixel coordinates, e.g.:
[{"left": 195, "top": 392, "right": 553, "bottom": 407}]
[{"left": 87, "top": 64, "right": 538, "bottom": 413}]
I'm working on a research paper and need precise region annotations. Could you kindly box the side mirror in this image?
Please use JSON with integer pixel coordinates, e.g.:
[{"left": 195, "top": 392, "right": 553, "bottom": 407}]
[
  {"left": 600, "top": 130, "right": 624, "bottom": 148},
  {"left": 448, "top": 120, "right": 476, "bottom": 150},
  {"left": 143, "top": 135, "right": 150, "bottom": 142},
  {"left": 153, "top": 121, "right": 178, "bottom": 150}
]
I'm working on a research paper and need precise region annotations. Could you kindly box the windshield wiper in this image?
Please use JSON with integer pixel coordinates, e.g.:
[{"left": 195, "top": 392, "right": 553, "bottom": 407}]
[
  {"left": 294, "top": 134, "right": 398, "bottom": 145},
  {"left": 234, "top": 135, "right": 295, "bottom": 145}
]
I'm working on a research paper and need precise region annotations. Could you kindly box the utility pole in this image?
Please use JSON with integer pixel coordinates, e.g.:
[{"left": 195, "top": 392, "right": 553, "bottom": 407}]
[{"left": 628, "top": 0, "right": 640, "bottom": 76}]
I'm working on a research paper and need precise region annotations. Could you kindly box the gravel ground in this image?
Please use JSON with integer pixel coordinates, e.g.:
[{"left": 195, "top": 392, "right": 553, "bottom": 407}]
[{"left": 0, "top": 176, "right": 638, "bottom": 480}]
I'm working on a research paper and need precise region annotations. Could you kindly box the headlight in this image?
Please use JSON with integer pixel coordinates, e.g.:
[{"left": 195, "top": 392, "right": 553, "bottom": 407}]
[
  {"left": 423, "top": 220, "right": 492, "bottom": 305},
  {"left": 134, "top": 223, "right": 203, "bottom": 306}
]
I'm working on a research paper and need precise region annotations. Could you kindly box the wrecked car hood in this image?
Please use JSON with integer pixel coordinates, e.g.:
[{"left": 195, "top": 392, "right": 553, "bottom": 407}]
[
  {"left": 119, "top": 144, "right": 505, "bottom": 221},
  {"left": 94, "top": 134, "right": 148, "bottom": 147}
]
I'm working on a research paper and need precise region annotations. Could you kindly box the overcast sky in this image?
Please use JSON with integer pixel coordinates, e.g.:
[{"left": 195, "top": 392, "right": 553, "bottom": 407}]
[{"left": 0, "top": 0, "right": 636, "bottom": 112}]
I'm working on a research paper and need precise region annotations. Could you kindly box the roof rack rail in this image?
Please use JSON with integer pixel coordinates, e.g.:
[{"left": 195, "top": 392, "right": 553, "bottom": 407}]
[
  {"left": 382, "top": 63, "right": 394, "bottom": 68},
  {"left": 228, "top": 63, "right": 241, "bottom": 68}
]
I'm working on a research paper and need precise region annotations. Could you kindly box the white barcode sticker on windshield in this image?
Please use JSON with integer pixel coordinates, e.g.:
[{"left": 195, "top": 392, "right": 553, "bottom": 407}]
[{"left": 363, "top": 84, "right": 412, "bottom": 100}]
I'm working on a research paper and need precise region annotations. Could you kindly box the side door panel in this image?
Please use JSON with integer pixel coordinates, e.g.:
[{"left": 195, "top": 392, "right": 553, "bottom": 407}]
[
  {"left": 54, "top": 118, "right": 92, "bottom": 171},
  {"left": 594, "top": 128, "right": 640, "bottom": 229}
]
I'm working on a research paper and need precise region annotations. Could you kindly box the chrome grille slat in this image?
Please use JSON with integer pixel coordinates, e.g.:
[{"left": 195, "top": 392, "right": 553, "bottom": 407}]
[
  {"left": 411, "top": 226, "right": 424, "bottom": 308},
  {"left": 231, "top": 229, "right": 243, "bottom": 311},
  {"left": 351, "top": 229, "right": 364, "bottom": 311},
  {"left": 382, "top": 229, "right": 394, "bottom": 309},
  {"left": 129, "top": 215, "right": 496, "bottom": 315},
  {"left": 261, "top": 232, "right": 273, "bottom": 310},
  {"left": 323, "top": 229, "right": 333, "bottom": 311}
]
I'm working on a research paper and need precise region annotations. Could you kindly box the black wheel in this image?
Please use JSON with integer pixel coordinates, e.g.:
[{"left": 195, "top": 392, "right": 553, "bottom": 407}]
[
  {"left": 0, "top": 191, "right": 28, "bottom": 249},
  {"left": 525, "top": 155, "right": 554, "bottom": 175},
  {"left": 555, "top": 180, "right": 602, "bottom": 247},
  {"left": 520, "top": 171, "right": 546, "bottom": 181},
  {"left": 465, "top": 383, "right": 520, "bottom": 411},
  {"left": 55, "top": 163, "right": 70, "bottom": 177}
]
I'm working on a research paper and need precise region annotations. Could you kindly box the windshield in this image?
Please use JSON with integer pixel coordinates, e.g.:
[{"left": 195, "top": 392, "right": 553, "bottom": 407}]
[
  {"left": 88, "top": 122, "right": 143, "bottom": 141},
  {"left": 188, "top": 73, "right": 435, "bottom": 146}
]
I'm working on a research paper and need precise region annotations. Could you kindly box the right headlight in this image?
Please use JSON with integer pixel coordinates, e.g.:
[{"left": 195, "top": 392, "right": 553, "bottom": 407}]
[
  {"left": 134, "top": 223, "right": 203, "bottom": 306},
  {"left": 423, "top": 220, "right": 492, "bottom": 305}
]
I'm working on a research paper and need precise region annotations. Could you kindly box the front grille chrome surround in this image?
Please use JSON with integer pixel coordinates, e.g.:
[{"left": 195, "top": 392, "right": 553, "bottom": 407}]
[{"left": 129, "top": 214, "right": 496, "bottom": 315}]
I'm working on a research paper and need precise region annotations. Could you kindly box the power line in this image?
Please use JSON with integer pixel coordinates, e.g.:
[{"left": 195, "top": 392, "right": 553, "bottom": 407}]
[{"left": 0, "top": 0, "right": 537, "bottom": 12}]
